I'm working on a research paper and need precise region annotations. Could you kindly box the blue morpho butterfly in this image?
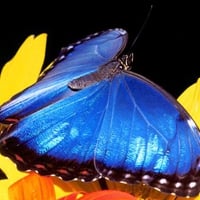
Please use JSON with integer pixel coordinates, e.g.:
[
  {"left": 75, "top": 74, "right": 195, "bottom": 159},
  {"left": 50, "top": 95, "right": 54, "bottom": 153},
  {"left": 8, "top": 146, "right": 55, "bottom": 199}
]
[{"left": 0, "top": 28, "right": 199, "bottom": 197}]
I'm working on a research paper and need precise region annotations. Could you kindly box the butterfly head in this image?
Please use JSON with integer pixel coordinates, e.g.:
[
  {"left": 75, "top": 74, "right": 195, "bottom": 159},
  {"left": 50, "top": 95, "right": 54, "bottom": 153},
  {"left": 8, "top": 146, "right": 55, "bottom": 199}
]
[{"left": 118, "top": 53, "right": 134, "bottom": 71}]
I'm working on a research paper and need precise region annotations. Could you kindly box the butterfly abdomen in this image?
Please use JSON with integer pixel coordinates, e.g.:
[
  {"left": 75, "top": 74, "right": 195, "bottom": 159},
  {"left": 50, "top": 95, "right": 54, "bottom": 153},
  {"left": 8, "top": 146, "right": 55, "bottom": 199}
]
[{"left": 68, "top": 60, "right": 123, "bottom": 90}]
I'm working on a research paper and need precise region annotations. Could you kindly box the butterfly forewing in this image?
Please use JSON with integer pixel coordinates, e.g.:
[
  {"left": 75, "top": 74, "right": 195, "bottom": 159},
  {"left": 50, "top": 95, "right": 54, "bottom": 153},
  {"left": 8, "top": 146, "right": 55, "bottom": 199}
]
[{"left": 0, "top": 29, "right": 128, "bottom": 121}]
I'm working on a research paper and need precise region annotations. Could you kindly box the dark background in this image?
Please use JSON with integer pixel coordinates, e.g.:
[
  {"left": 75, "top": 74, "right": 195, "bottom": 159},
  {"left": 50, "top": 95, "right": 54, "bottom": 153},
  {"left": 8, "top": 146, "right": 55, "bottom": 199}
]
[{"left": 0, "top": 1, "right": 200, "bottom": 98}]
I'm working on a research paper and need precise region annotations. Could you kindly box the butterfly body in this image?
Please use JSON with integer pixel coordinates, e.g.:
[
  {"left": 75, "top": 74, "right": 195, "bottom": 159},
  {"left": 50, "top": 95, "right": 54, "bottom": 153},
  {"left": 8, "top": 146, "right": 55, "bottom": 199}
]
[
  {"left": 0, "top": 28, "right": 200, "bottom": 197},
  {"left": 68, "top": 54, "right": 133, "bottom": 90}
]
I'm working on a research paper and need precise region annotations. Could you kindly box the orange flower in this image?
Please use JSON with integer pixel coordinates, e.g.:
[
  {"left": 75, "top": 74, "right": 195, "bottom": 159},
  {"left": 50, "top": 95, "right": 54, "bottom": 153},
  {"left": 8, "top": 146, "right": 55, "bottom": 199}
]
[
  {"left": 8, "top": 172, "right": 55, "bottom": 200},
  {"left": 58, "top": 190, "right": 137, "bottom": 200}
]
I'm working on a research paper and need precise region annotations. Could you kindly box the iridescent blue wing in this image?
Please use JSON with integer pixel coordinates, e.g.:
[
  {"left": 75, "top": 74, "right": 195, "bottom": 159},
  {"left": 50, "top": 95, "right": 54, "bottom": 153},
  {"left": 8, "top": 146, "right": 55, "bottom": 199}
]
[
  {"left": 94, "top": 72, "right": 200, "bottom": 197},
  {"left": 0, "top": 81, "right": 110, "bottom": 181},
  {"left": 0, "top": 28, "right": 127, "bottom": 120}
]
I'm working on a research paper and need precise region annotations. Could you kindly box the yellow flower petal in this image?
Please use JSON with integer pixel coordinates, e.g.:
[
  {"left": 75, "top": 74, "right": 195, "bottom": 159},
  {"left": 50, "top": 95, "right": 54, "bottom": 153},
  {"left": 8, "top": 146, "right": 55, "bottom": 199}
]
[
  {"left": 195, "top": 196, "right": 200, "bottom": 200},
  {"left": 0, "top": 33, "right": 47, "bottom": 200},
  {"left": 178, "top": 79, "right": 200, "bottom": 200},
  {"left": 195, "top": 195, "right": 200, "bottom": 200},
  {"left": 0, "top": 33, "right": 47, "bottom": 104},
  {"left": 177, "top": 78, "right": 200, "bottom": 128}
]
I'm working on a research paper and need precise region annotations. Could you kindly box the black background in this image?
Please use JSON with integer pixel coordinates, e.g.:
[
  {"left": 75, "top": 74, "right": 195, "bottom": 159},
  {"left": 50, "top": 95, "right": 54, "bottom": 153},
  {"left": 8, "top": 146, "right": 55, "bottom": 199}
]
[{"left": 0, "top": 1, "right": 200, "bottom": 98}]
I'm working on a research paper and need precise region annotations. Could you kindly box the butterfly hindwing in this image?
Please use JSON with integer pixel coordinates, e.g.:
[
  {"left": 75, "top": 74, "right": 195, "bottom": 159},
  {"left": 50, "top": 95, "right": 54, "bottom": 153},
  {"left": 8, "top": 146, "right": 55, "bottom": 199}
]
[{"left": 94, "top": 72, "right": 200, "bottom": 197}]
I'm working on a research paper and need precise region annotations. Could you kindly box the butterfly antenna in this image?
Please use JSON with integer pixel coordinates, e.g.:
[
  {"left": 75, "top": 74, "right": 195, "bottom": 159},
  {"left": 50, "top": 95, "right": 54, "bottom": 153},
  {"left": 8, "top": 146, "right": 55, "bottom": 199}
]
[{"left": 129, "top": 4, "right": 154, "bottom": 50}]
